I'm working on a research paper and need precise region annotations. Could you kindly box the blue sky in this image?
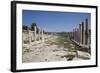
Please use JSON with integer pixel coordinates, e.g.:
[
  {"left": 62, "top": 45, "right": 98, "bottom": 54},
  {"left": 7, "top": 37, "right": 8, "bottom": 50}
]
[{"left": 22, "top": 10, "right": 90, "bottom": 32}]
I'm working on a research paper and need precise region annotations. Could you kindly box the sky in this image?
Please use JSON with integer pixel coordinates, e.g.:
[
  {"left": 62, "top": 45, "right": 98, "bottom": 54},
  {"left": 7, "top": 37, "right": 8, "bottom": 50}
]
[{"left": 22, "top": 10, "right": 91, "bottom": 32}]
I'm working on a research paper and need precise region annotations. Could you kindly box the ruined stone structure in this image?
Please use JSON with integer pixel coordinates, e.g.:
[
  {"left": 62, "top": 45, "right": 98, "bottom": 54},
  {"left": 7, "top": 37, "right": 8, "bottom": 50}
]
[
  {"left": 69, "top": 18, "right": 91, "bottom": 48},
  {"left": 23, "top": 26, "right": 53, "bottom": 45}
]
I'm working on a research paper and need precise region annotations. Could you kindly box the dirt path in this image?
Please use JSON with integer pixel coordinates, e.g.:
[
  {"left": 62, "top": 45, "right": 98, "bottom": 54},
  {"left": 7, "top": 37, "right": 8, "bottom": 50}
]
[{"left": 22, "top": 36, "right": 90, "bottom": 63}]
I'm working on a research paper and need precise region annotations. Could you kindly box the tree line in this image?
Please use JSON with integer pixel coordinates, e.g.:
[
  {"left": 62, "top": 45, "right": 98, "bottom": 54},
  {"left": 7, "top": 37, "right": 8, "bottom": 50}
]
[{"left": 23, "top": 22, "right": 40, "bottom": 33}]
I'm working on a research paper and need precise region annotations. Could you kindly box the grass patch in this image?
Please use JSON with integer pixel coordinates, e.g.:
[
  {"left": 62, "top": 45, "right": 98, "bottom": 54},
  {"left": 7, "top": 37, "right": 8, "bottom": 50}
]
[
  {"left": 66, "top": 54, "right": 75, "bottom": 61},
  {"left": 61, "top": 54, "right": 75, "bottom": 61},
  {"left": 45, "top": 35, "right": 81, "bottom": 52}
]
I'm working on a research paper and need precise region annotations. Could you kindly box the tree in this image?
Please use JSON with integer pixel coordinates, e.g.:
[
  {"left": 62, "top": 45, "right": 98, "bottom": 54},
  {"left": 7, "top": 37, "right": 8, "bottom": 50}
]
[
  {"left": 23, "top": 25, "right": 28, "bottom": 30},
  {"left": 30, "top": 22, "right": 37, "bottom": 31},
  {"left": 30, "top": 22, "right": 40, "bottom": 33}
]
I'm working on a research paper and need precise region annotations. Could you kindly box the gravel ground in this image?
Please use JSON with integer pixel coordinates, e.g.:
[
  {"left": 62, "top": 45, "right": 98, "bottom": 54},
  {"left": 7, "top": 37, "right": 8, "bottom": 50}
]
[{"left": 22, "top": 36, "right": 90, "bottom": 63}]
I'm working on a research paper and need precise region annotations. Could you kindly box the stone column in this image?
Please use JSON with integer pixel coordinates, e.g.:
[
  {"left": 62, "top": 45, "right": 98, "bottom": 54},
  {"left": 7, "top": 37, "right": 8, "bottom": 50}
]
[
  {"left": 75, "top": 28, "right": 77, "bottom": 41},
  {"left": 83, "top": 22, "right": 86, "bottom": 45},
  {"left": 76, "top": 28, "right": 79, "bottom": 42},
  {"left": 72, "top": 29, "right": 74, "bottom": 39},
  {"left": 85, "top": 18, "right": 89, "bottom": 46},
  {"left": 70, "top": 32, "right": 73, "bottom": 39},
  {"left": 38, "top": 29, "right": 40, "bottom": 41},
  {"left": 41, "top": 29, "right": 44, "bottom": 42},
  {"left": 31, "top": 31, "right": 34, "bottom": 42},
  {"left": 74, "top": 28, "right": 76, "bottom": 41},
  {"left": 34, "top": 26, "right": 37, "bottom": 41},
  {"left": 28, "top": 30, "right": 31, "bottom": 44},
  {"left": 81, "top": 22, "right": 84, "bottom": 44},
  {"left": 79, "top": 23, "right": 82, "bottom": 44}
]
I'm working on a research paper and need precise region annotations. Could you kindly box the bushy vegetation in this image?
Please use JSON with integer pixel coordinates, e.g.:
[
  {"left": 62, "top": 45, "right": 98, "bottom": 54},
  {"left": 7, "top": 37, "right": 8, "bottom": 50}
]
[
  {"left": 23, "top": 25, "right": 28, "bottom": 30},
  {"left": 23, "top": 22, "right": 39, "bottom": 32}
]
